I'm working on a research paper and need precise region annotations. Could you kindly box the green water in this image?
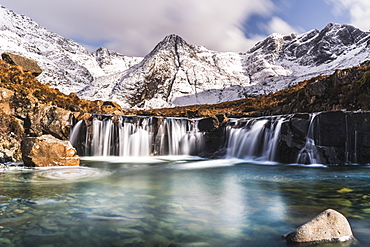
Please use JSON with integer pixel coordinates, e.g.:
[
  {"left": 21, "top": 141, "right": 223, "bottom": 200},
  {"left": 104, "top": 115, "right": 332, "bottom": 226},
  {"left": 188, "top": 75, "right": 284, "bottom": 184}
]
[{"left": 0, "top": 157, "right": 370, "bottom": 247}]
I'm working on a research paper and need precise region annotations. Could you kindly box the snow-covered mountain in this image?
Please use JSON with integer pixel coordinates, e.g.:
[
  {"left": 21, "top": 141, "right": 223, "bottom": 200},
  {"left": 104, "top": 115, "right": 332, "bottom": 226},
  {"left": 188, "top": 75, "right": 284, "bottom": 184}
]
[{"left": 1, "top": 4, "right": 370, "bottom": 109}]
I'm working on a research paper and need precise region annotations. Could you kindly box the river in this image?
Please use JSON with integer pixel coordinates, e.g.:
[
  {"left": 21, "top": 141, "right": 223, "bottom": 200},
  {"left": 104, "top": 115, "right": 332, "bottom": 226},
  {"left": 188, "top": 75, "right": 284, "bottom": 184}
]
[{"left": 1, "top": 157, "right": 369, "bottom": 246}]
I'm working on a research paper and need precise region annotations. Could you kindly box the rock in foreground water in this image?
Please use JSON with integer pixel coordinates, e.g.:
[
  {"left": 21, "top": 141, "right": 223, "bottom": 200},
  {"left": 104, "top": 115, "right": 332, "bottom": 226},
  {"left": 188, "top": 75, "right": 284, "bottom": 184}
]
[
  {"left": 21, "top": 135, "right": 80, "bottom": 167},
  {"left": 284, "top": 209, "right": 354, "bottom": 243}
]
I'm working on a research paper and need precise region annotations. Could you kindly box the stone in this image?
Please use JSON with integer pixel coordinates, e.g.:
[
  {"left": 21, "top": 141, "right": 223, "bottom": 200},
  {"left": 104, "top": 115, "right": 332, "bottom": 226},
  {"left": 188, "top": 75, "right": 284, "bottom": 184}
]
[
  {"left": 284, "top": 209, "right": 354, "bottom": 243},
  {"left": 0, "top": 113, "right": 24, "bottom": 162},
  {"left": 122, "top": 244, "right": 148, "bottom": 247},
  {"left": 168, "top": 243, "right": 211, "bottom": 247},
  {"left": 99, "top": 100, "right": 123, "bottom": 115},
  {"left": 21, "top": 134, "right": 80, "bottom": 167},
  {"left": 25, "top": 105, "right": 72, "bottom": 140},
  {"left": 2, "top": 52, "right": 42, "bottom": 76},
  {"left": 0, "top": 87, "right": 14, "bottom": 115},
  {"left": 158, "top": 203, "right": 184, "bottom": 214},
  {"left": 198, "top": 116, "right": 219, "bottom": 132},
  {"left": 0, "top": 215, "right": 34, "bottom": 227}
]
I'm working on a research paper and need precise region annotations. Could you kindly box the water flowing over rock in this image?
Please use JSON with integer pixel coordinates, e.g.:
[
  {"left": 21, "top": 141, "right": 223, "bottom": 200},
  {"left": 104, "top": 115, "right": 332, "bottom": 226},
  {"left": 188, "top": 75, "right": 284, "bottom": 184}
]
[
  {"left": 225, "top": 111, "right": 370, "bottom": 165},
  {"left": 21, "top": 135, "right": 79, "bottom": 167},
  {"left": 70, "top": 115, "right": 204, "bottom": 157},
  {"left": 226, "top": 116, "right": 285, "bottom": 161},
  {"left": 284, "top": 209, "right": 354, "bottom": 243},
  {"left": 69, "top": 111, "right": 370, "bottom": 165}
]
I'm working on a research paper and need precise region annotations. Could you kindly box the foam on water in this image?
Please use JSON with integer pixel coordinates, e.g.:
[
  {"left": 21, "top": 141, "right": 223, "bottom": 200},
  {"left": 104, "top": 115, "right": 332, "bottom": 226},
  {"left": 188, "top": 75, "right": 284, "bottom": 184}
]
[
  {"left": 169, "top": 159, "right": 235, "bottom": 170},
  {"left": 4, "top": 166, "right": 111, "bottom": 183}
]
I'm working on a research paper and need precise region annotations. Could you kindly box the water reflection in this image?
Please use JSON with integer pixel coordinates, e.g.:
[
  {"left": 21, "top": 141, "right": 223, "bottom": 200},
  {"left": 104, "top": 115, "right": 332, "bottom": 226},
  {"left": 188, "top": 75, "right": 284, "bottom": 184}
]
[{"left": 0, "top": 159, "right": 369, "bottom": 246}]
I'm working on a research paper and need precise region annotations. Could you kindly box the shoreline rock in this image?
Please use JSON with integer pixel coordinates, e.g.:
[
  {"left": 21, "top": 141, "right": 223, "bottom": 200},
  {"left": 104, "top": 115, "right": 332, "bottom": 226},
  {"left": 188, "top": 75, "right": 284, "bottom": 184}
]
[
  {"left": 284, "top": 209, "right": 354, "bottom": 244},
  {"left": 21, "top": 135, "right": 80, "bottom": 167}
]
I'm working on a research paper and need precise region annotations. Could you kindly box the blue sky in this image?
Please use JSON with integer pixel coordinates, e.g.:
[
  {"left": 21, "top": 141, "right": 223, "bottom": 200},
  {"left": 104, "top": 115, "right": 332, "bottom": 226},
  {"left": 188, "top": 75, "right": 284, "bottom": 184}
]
[
  {"left": 0, "top": 0, "right": 367, "bottom": 56},
  {"left": 244, "top": 0, "right": 350, "bottom": 38}
]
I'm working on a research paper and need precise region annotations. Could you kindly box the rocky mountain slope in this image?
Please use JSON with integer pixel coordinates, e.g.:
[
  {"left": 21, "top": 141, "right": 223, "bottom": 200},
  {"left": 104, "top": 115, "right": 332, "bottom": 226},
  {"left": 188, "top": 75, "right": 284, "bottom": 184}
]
[
  {"left": 135, "top": 60, "right": 370, "bottom": 118},
  {"left": 0, "top": 57, "right": 125, "bottom": 162},
  {"left": 1, "top": 4, "right": 370, "bottom": 109}
]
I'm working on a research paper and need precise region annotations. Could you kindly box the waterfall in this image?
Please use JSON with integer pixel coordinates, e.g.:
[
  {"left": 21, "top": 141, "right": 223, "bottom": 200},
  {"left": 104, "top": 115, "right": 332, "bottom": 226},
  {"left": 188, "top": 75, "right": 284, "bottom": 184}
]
[
  {"left": 69, "top": 111, "right": 370, "bottom": 165},
  {"left": 70, "top": 115, "right": 204, "bottom": 157},
  {"left": 296, "top": 113, "right": 321, "bottom": 164},
  {"left": 226, "top": 116, "right": 285, "bottom": 161}
]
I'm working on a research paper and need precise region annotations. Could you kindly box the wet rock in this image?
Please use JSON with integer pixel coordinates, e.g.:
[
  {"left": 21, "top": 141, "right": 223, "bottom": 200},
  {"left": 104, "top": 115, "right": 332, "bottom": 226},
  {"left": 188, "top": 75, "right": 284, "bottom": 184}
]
[
  {"left": 0, "top": 215, "right": 34, "bottom": 227},
  {"left": 122, "top": 243, "right": 148, "bottom": 247},
  {"left": 277, "top": 114, "right": 310, "bottom": 164},
  {"left": 21, "top": 134, "right": 80, "bottom": 167},
  {"left": 198, "top": 116, "right": 220, "bottom": 132},
  {"left": 0, "top": 238, "right": 12, "bottom": 245},
  {"left": 2, "top": 52, "right": 42, "bottom": 76},
  {"left": 168, "top": 243, "right": 211, "bottom": 247},
  {"left": 284, "top": 209, "right": 354, "bottom": 243}
]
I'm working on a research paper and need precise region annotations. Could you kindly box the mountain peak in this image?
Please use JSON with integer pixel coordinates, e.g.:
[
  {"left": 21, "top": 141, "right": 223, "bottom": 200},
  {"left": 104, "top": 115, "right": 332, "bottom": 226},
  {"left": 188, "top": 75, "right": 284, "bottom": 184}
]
[
  {"left": 156, "top": 34, "right": 189, "bottom": 50},
  {"left": 1, "top": 3, "right": 370, "bottom": 111},
  {"left": 146, "top": 34, "right": 193, "bottom": 58},
  {"left": 248, "top": 33, "right": 296, "bottom": 55},
  {"left": 162, "top": 34, "right": 186, "bottom": 43}
]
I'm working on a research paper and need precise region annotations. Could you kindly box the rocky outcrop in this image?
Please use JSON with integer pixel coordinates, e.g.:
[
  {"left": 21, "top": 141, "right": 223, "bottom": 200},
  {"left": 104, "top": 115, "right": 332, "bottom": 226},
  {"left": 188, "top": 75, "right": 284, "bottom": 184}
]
[
  {"left": 1, "top": 52, "right": 42, "bottom": 76},
  {"left": 0, "top": 58, "right": 127, "bottom": 164},
  {"left": 198, "top": 116, "right": 220, "bottom": 132},
  {"left": 284, "top": 209, "right": 354, "bottom": 243},
  {"left": 0, "top": 113, "right": 24, "bottom": 163},
  {"left": 21, "top": 135, "right": 79, "bottom": 167},
  {"left": 137, "top": 60, "right": 370, "bottom": 119},
  {"left": 276, "top": 111, "right": 370, "bottom": 165},
  {"left": 0, "top": 87, "right": 14, "bottom": 114},
  {"left": 22, "top": 105, "right": 72, "bottom": 140}
]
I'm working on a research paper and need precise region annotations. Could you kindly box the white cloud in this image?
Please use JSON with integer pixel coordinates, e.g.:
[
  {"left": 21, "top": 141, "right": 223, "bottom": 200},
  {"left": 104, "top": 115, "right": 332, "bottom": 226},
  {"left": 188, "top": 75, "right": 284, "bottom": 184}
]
[
  {"left": 326, "top": 0, "right": 370, "bottom": 31},
  {"left": 263, "top": 16, "right": 300, "bottom": 35},
  {"left": 2, "top": 0, "right": 275, "bottom": 56}
]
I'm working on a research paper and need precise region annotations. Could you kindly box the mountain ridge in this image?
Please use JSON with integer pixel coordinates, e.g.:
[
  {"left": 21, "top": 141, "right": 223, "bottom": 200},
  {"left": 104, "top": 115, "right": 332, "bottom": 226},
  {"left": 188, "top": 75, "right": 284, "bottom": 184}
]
[{"left": 1, "top": 4, "right": 370, "bottom": 109}]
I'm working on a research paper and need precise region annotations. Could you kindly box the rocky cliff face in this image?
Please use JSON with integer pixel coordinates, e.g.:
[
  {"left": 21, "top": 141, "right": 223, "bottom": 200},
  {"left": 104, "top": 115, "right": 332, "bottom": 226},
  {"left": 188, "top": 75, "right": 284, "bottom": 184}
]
[
  {"left": 277, "top": 111, "right": 370, "bottom": 165},
  {"left": 1, "top": 4, "right": 370, "bottom": 109},
  {"left": 0, "top": 58, "right": 123, "bottom": 163}
]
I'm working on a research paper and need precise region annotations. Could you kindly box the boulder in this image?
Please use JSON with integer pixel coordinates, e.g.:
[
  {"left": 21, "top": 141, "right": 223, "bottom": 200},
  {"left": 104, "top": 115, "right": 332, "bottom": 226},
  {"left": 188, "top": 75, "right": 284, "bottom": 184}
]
[
  {"left": 21, "top": 135, "right": 80, "bottom": 167},
  {"left": 99, "top": 100, "right": 123, "bottom": 115},
  {"left": 284, "top": 209, "right": 354, "bottom": 243},
  {"left": 24, "top": 105, "right": 72, "bottom": 140},
  {"left": 1, "top": 52, "right": 42, "bottom": 76}
]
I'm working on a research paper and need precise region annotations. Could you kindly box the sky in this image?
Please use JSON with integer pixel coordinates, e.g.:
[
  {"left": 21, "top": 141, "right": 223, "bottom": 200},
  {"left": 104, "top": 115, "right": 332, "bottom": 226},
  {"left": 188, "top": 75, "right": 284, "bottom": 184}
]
[{"left": 1, "top": 0, "right": 369, "bottom": 57}]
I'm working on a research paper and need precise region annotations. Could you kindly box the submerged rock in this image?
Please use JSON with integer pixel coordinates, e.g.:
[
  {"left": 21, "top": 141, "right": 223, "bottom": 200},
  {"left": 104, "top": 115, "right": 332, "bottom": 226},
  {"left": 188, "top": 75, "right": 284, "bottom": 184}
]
[
  {"left": 21, "top": 134, "right": 80, "bottom": 167},
  {"left": 168, "top": 242, "right": 211, "bottom": 247},
  {"left": 158, "top": 203, "right": 184, "bottom": 214},
  {"left": 284, "top": 209, "right": 354, "bottom": 243}
]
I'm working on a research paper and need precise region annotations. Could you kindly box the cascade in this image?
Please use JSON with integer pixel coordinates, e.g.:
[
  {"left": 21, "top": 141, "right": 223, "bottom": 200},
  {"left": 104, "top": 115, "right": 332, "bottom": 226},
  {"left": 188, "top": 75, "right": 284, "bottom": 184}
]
[
  {"left": 69, "top": 111, "right": 370, "bottom": 165},
  {"left": 70, "top": 115, "right": 204, "bottom": 157},
  {"left": 226, "top": 116, "right": 286, "bottom": 161},
  {"left": 296, "top": 113, "right": 321, "bottom": 164}
]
